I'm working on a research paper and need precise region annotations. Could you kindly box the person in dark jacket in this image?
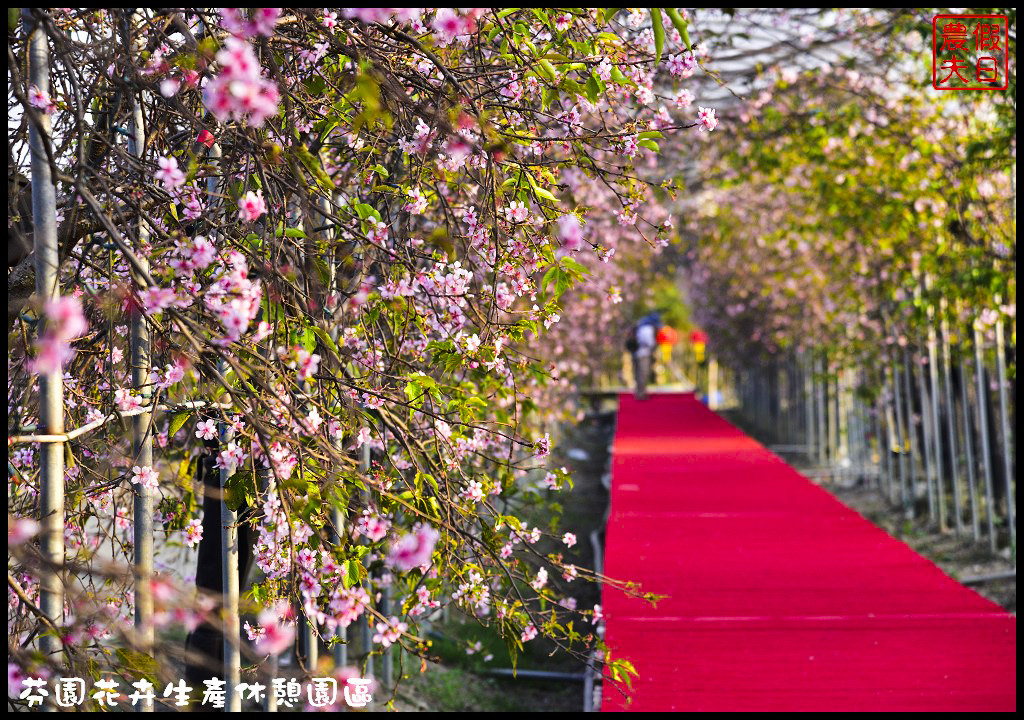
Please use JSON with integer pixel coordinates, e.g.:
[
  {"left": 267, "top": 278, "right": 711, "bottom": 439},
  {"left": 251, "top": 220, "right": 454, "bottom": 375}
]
[{"left": 628, "top": 312, "right": 662, "bottom": 399}]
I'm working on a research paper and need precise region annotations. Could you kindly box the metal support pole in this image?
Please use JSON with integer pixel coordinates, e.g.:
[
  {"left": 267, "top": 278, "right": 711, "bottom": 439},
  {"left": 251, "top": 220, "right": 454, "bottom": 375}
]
[
  {"left": 993, "top": 310, "right": 1015, "bottom": 553},
  {"left": 961, "top": 353, "right": 981, "bottom": 541},
  {"left": 219, "top": 360, "right": 241, "bottom": 712},
  {"left": 884, "top": 369, "right": 898, "bottom": 503},
  {"left": 940, "top": 308, "right": 963, "bottom": 536},
  {"left": 291, "top": 194, "right": 319, "bottom": 678},
  {"left": 901, "top": 350, "right": 918, "bottom": 516},
  {"left": 380, "top": 586, "right": 393, "bottom": 690},
  {"left": 204, "top": 138, "right": 240, "bottom": 710},
  {"left": 972, "top": 320, "right": 997, "bottom": 552},
  {"left": 25, "top": 8, "right": 66, "bottom": 666},
  {"left": 331, "top": 525, "right": 348, "bottom": 669},
  {"left": 839, "top": 369, "right": 851, "bottom": 481},
  {"left": 851, "top": 390, "right": 864, "bottom": 482},
  {"left": 301, "top": 615, "right": 319, "bottom": 676},
  {"left": 257, "top": 467, "right": 279, "bottom": 712},
  {"left": 876, "top": 397, "right": 891, "bottom": 495},
  {"left": 128, "top": 58, "right": 155, "bottom": 711},
  {"left": 321, "top": 191, "right": 349, "bottom": 672},
  {"left": 827, "top": 371, "right": 839, "bottom": 474},
  {"left": 256, "top": 336, "right": 279, "bottom": 712},
  {"left": 804, "top": 353, "right": 815, "bottom": 456},
  {"left": 789, "top": 360, "right": 797, "bottom": 446},
  {"left": 926, "top": 317, "right": 946, "bottom": 531},
  {"left": 359, "top": 443, "right": 374, "bottom": 679},
  {"left": 816, "top": 357, "right": 827, "bottom": 468},
  {"left": 915, "top": 342, "right": 937, "bottom": 524}
]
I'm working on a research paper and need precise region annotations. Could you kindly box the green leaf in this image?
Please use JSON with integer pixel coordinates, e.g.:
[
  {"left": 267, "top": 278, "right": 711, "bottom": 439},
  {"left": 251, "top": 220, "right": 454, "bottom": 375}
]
[
  {"left": 225, "top": 471, "right": 256, "bottom": 512},
  {"left": 650, "top": 9, "right": 665, "bottom": 65},
  {"left": 354, "top": 203, "right": 381, "bottom": 221},
  {"left": 561, "top": 255, "right": 591, "bottom": 278},
  {"left": 168, "top": 411, "right": 192, "bottom": 439},
  {"left": 275, "top": 225, "right": 308, "bottom": 239},
  {"left": 533, "top": 185, "right": 557, "bottom": 204},
  {"left": 540, "top": 265, "right": 558, "bottom": 297},
  {"left": 294, "top": 144, "right": 333, "bottom": 191},
  {"left": 537, "top": 59, "right": 558, "bottom": 83},
  {"left": 115, "top": 649, "right": 160, "bottom": 683},
  {"left": 341, "top": 559, "right": 364, "bottom": 589},
  {"left": 664, "top": 8, "right": 692, "bottom": 53},
  {"left": 464, "top": 396, "right": 487, "bottom": 411},
  {"left": 311, "top": 324, "right": 338, "bottom": 355},
  {"left": 312, "top": 256, "right": 331, "bottom": 286},
  {"left": 405, "top": 378, "right": 424, "bottom": 408}
]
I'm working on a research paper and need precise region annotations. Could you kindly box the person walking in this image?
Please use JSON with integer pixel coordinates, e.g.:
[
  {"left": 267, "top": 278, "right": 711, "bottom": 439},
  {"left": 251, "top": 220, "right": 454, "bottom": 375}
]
[{"left": 628, "top": 311, "right": 661, "bottom": 399}]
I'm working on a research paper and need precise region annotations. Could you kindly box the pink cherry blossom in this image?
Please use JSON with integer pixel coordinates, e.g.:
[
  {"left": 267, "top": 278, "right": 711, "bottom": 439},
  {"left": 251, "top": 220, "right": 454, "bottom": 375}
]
[
  {"left": 130, "top": 465, "right": 160, "bottom": 490},
  {"left": 195, "top": 419, "right": 218, "bottom": 440},
  {"left": 203, "top": 37, "right": 280, "bottom": 128},
  {"left": 8, "top": 518, "right": 41, "bottom": 546},
  {"left": 154, "top": 155, "right": 186, "bottom": 193},
  {"left": 254, "top": 604, "right": 296, "bottom": 656},
  {"left": 238, "top": 189, "right": 267, "bottom": 222},
  {"left": 184, "top": 519, "right": 203, "bottom": 548},
  {"left": 372, "top": 616, "right": 408, "bottom": 648},
  {"left": 355, "top": 427, "right": 372, "bottom": 448},
  {"left": 356, "top": 509, "right": 391, "bottom": 543},
  {"left": 386, "top": 524, "right": 440, "bottom": 571},
  {"left": 28, "top": 84, "right": 56, "bottom": 113},
  {"left": 697, "top": 106, "right": 719, "bottom": 132},
  {"left": 557, "top": 214, "right": 585, "bottom": 252}
]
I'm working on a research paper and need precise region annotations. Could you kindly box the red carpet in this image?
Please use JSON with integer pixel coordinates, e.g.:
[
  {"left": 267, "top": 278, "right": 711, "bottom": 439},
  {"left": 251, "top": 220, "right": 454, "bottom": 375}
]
[{"left": 601, "top": 393, "right": 1016, "bottom": 711}]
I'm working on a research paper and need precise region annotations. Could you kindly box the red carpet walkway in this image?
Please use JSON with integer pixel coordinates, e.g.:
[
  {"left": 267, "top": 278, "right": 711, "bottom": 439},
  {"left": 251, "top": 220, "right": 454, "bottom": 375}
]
[{"left": 601, "top": 393, "right": 1016, "bottom": 711}]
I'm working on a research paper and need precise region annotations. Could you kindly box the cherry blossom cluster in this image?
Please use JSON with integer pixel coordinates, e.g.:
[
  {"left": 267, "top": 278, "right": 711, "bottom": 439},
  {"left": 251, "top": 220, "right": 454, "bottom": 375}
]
[
  {"left": 202, "top": 37, "right": 280, "bottom": 128},
  {"left": 30, "top": 296, "right": 88, "bottom": 375}
]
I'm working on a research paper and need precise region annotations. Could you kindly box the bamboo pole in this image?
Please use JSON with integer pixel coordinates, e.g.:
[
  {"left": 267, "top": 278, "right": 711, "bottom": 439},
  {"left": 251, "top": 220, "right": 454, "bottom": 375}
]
[
  {"left": 25, "top": 8, "right": 66, "bottom": 670},
  {"left": 876, "top": 395, "right": 891, "bottom": 495}
]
